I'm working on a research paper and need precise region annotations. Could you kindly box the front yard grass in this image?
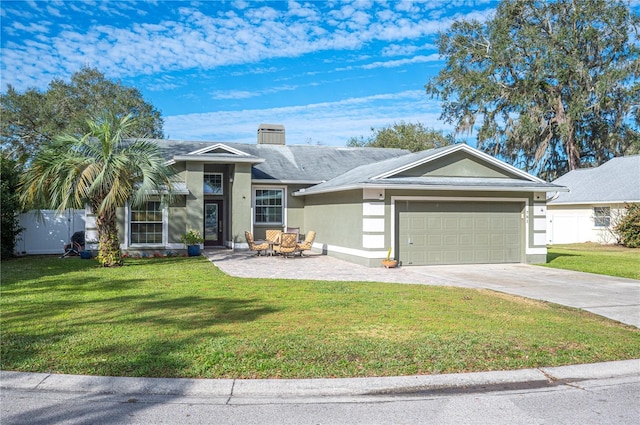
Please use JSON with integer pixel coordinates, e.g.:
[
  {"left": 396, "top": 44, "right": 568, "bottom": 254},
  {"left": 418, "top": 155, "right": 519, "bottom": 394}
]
[
  {"left": 544, "top": 243, "right": 640, "bottom": 280},
  {"left": 2, "top": 255, "right": 639, "bottom": 379}
]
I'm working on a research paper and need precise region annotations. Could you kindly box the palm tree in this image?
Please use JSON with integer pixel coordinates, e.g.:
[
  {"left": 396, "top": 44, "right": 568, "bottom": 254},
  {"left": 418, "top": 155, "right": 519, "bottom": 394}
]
[{"left": 20, "top": 114, "right": 174, "bottom": 267}]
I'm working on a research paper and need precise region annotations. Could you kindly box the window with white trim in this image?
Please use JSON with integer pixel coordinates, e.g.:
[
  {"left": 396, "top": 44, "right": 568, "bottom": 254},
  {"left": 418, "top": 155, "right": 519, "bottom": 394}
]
[
  {"left": 204, "top": 173, "right": 223, "bottom": 195},
  {"left": 254, "top": 188, "right": 284, "bottom": 225},
  {"left": 593, "top": 206, "right": 611, "bottom": 227},
  {"left": 130, "top": 201, "right": 163, "bottom": 244}
]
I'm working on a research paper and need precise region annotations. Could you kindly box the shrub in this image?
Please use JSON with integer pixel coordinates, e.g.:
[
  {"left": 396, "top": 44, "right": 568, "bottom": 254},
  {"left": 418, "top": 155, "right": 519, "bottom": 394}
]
[
  {"left": 180, "top": 228, "right": 204, "bottom": 245},
  {"left": 1, "top": 155, "right": 24, "bottom": 259},
  {"left": 614, "top": 203, "right": 640, "bottom": 248}
]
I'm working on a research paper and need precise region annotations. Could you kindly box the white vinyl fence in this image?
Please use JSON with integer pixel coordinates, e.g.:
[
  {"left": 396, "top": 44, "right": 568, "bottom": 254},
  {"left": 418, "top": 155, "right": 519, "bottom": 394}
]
[{"left": 15, "top": 209, "right": 86, "bottom": 255}]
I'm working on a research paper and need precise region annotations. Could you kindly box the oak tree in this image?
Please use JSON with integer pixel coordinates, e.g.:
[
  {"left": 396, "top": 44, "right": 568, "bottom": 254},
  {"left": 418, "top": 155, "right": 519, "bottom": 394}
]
[
  {"left": 1, "top": 67, "right": 163, "bottom": 165},
  {"left": 347, "top": 121, "right": 452, "bottom": 152},
  {"left": 425, "top": 0, "right": 640, "bottom": 180}
]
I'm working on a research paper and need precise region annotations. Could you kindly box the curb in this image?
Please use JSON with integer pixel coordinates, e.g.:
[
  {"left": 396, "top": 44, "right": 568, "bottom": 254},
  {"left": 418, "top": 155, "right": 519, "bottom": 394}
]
[{"left": 2, "top": 359, "right": 638, "bottom": 400}]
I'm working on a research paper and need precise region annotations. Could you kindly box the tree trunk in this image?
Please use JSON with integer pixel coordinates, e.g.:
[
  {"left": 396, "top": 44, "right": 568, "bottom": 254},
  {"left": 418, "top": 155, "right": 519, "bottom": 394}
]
[
  {"left": 95, "top": 206, "right": 122, "bottom": 267},
  {"left": 555, "top": 95, "right": 580, "bottom": 171}
]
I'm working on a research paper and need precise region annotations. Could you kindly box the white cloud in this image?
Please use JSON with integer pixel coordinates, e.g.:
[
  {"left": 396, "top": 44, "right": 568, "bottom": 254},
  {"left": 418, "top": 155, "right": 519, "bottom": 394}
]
[
  {"left": 212, "top": 84, "right": 299, "bottom": 100},
  {"left": 382, "top": 42, "right": 436, "bottom": 57},
  {"left": 361, "top": 54, "right": 441, "bottom": 69},
  {"left": 164, "top": 90, "right": 452, "bottom": 145},
  {"left": 45, "top": 5, "right": 63, "bottom": 18},
  {"left": 1, "top": 1, "right": 490, "bottom": 91}
]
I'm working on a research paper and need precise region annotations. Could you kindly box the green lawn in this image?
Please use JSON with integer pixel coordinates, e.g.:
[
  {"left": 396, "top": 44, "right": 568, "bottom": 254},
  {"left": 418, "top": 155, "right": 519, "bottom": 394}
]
[
  {"left": 2, "top": 255, "right": 639, "bottom": 379},
  {"left": 544, "top": 243, "right": 640, "bottom": 280}
]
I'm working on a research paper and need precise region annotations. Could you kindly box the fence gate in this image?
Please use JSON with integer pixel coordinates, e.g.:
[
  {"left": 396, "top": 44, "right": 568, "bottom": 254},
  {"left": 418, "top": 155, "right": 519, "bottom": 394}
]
[{"left": 15, "top": 209, "right": 86, "bottom": 255}]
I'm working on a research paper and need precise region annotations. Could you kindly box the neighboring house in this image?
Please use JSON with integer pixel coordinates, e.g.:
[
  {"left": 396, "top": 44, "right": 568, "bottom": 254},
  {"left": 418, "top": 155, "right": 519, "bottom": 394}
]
[
  {"left": 79, "top": 124, "right": 565, "bottom": 266},
  {"left": 547, "top": 155, "right": 640, "bottom": 245}
]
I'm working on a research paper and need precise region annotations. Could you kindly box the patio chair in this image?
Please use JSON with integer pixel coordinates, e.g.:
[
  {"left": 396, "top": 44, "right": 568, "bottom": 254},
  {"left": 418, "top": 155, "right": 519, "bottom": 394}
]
[
  {"left": 265, "top": 229, "right": 282, "bottom": 244},
  {"left": 286, "top": 226, "right": 300, "bottom": 242},
  {"left": 296, "top": 230, "right": 316, "bottom": 256},
  {"left": 245, "top": 231, "right": 269, "bottom": 256},
  {"left": 275, "top": 232, "right": 298, "bottom": 258},
  {"left": 61, "top": 231, "right": 85, "bottom": 258}
]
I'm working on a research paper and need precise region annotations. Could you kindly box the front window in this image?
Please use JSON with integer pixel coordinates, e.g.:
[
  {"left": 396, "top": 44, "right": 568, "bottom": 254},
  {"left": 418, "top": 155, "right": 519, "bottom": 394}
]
[
  {"left": 204, "top": 173, "right": 223, "bottom": 195},
  {"left": 254, "top": 188, "right": 284, "bottom": 224},
  {"left": 130, "top": 201, "right": 163, "bottom": 244},
  {"left": 593, "top": 206, "right": 610, "bottom": 227}
]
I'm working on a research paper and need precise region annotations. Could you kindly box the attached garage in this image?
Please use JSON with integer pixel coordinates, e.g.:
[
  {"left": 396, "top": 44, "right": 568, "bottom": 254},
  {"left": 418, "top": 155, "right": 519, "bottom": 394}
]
[
  {"left": 294, "top": 144, "right": 566, "bottom": 267},
  {"left": 398, "top": 201, "right": 523, "bottom": 265}
]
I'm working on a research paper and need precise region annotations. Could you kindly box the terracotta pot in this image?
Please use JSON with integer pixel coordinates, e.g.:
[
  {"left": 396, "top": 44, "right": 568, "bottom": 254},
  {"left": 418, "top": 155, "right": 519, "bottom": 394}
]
[{"left": 382, "top": 259, "right": 398, "bottom": 269}]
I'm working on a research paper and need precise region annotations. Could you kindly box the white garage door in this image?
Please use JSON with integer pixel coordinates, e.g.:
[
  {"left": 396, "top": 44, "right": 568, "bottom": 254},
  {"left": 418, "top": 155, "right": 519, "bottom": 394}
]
[{"left": 398, "top": 202, "right": 523, "bottom": 265}]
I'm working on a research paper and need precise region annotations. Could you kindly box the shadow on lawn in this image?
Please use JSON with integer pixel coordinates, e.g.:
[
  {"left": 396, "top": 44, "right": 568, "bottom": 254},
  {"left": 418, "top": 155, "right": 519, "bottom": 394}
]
[
  {"left": 1, "top": 255, "right": 96, "bottom": 286},
  {"left": 546, "top": 252, "right": 579, "bottom": 262},
  {"left": 2, "top": 288, "right": 280, "bottom": 377}
]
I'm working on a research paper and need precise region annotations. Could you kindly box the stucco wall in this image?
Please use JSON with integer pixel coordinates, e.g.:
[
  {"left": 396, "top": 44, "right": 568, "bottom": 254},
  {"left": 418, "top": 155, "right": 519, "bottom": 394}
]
[
  {"left": 185, "top": 162, "right": 204, "bottom": 235},
  {"left": 300, "top": 188, "right": 546, "bottom": 267},
  {"left": 231, "top": 163, "right": 252, "bottom": 247},
  {"left": 303, "top": 189, "right": 367, "bottom": 261}
]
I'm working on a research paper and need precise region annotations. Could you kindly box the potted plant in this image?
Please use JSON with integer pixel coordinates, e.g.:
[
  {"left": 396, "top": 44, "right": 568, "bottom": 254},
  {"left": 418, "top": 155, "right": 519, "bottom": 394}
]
[
  {"left": 181, "top": 228, "right": 204, "bottom": 256},
  {"left": 382, "top": 247, "right": 398, "bottom": 268}
]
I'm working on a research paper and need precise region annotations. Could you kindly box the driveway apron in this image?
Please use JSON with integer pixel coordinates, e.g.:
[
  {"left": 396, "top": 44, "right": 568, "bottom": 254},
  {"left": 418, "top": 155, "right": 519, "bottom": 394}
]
[{"left": 204, "top": 251, "right": 640, "bottom": 328}]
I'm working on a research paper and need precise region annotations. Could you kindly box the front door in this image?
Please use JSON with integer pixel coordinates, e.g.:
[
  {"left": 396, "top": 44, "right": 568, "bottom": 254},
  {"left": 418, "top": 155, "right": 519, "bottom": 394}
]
[{"left": 204, "top": 200, "right": 223, "bottom": 247}]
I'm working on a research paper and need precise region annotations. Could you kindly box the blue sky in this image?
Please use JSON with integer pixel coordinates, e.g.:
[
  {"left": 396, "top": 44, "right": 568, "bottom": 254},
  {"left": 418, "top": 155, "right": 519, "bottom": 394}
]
[{"left": 1, "top": 0, "right": 501, "bottom": 146}]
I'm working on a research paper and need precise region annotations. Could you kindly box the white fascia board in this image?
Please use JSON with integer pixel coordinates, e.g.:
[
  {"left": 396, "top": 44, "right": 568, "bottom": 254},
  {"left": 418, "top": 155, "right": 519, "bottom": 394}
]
[
  {"left": 252, "top": 179, "right": 322, "bottom": 185},
  {"left": 294, "top": 183, "right": 565, "bottom": 197},
  {"left": 171, "top": 155, "right": 264, "bottom": 164},
  {"left": 372, "top": 144, "right": 546, "bottom": 183},
  {"left": 460, "top": 145, "right": 548, "bottom": 183},
  {"left": 548, "top": 199, "right": 640, "bottom": 206},
  {"left": 188, "top": 143, "right": 251, "bottom": 156},
  {"left": 372, "top": 144, "right": 462, "bottom": 179},
  {"left": 293, "top": 184, "right": 363, "bottom": 196}
]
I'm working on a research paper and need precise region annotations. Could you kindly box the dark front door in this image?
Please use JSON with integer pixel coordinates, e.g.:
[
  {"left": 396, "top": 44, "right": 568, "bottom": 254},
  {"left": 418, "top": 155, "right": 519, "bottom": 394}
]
[{"left": 204, "top": 200, "right": 223, "bottom": 247}]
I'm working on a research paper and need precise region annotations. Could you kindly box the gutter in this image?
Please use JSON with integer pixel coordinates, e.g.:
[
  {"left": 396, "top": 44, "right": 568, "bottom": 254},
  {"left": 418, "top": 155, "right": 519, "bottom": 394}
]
[
  {"left": 167, "top": 156, "right": 265, "bottom": 165},
  {"left": 293, "top": 183, "right": 569, "bottom": 197}
]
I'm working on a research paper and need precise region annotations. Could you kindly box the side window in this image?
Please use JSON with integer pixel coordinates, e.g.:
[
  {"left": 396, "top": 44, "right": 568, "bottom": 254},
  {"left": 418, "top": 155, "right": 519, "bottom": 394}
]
[
  {"left": 593, "top": 206, "right": 610, "bottom": 227},
  {"left": 130, "top": 201, "right": 163, "bottom": 244},
  {"left": 254, "top": 188, "right": 284, "bottom": 225}
]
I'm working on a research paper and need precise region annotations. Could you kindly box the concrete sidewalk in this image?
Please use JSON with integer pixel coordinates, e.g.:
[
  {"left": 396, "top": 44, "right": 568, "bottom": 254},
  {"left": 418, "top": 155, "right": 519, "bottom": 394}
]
[
  {"left": 2, "top": 360, "right": 638, "bottom": 403},
  {"left": 204, "top": 250, "right": 640, "bottom": 328}
]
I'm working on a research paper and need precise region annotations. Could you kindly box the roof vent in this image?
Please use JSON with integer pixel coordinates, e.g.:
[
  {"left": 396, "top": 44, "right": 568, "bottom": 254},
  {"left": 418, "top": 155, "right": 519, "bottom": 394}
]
[{"left": 258, "top": 124, "right": 285, "bottom": 145}]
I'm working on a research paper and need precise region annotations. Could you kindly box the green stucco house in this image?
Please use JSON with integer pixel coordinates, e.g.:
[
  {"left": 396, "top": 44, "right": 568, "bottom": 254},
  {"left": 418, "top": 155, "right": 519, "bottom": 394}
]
[{"left": 85, "top": 124, "right": 565, "bottom": 266}]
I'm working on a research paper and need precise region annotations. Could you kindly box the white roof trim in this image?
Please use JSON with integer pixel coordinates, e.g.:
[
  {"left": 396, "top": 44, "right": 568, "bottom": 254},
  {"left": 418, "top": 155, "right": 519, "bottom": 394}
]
[
  {"left": 548, "top": 200, "right": 640, "bottom": 206},
  {"left": 188, "top": 143, "right": 251, "bottom": 157},
  {"left": 294, "top": 182, "right": 560, "bottom": 197},
  {"left": 252, "top": 179, "right": 322, "bottom": 185},
  {"left": 170, "top": 155, "right": 264, "bottom": 164},
  {"left": 372, "top": 144, "right": 546, "bottom": 183}
]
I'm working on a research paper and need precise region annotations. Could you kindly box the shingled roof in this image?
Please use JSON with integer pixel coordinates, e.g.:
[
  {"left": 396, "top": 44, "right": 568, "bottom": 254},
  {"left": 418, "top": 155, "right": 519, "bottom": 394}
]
[
  {"left": 294, "top": 144, "right": 565, "bottom": 196},
  {"left": 151, "top": 139, "right": 410, "bottom": 183},
  {"left": 549, "top": 155, "right": 640, "bottom": 205}
]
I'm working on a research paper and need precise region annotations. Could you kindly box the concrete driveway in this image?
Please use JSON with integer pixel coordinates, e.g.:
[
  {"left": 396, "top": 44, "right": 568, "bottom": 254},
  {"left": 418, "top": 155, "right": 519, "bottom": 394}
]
[{"left": 204, "top": 250, "right": 640, "bottom": 328}]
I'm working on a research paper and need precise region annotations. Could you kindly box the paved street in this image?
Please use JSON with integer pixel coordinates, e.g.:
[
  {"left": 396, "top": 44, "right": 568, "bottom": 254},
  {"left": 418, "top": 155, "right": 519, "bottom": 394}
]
[{"left": 2, "top": 361, "right": 639, "bottom": 424}]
